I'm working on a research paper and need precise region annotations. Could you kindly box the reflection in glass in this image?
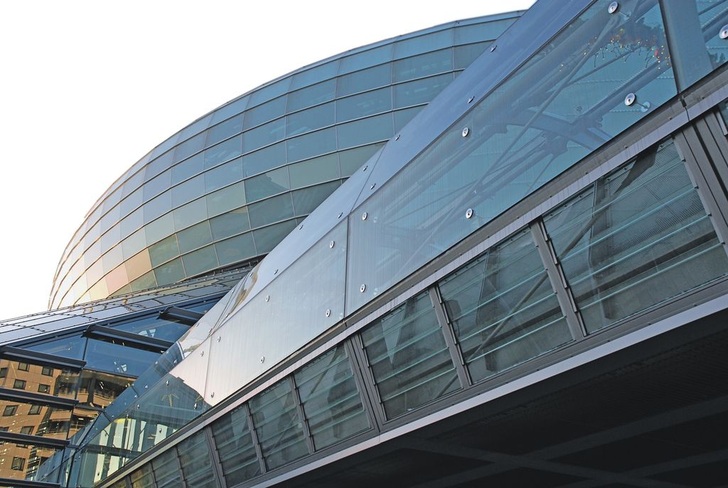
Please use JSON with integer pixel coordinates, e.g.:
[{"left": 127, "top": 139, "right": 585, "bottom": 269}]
[
  {"left": 360, "top": 291, "right": 459, "bottom": 419},
  {"left": 439, "top": 229, "right": 570, "bottom": 382},
  {"left": 347, "top": 0, "right": 676, "bottom": 314},
  {"left": 294, "top": 346, "right": 369, "bottom": 450},
  {"left": 211, "top": 404, "right": 261, "bottom": 485},
  {"left": 177, "top": 430, "right": 217, "bottom": 488},
  {"left": 544, "top": 140, "right": 728, "bottom": 332},
  {"left": 249, "top": 379, "right": 308, "bottom": 470}
]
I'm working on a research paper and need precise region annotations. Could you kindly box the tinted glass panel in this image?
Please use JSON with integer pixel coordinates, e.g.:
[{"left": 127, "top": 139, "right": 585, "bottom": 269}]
[
  {"left": 249, "top": 380, "right": 308, "bottom": 469},
  {"left": 439, "top": 229, "right": 571, "bottom": 382},
  {"left": 177, "top": 430, "right": 217, "bottom": 488},
  {"left": 360, "top": 291, "right": 459, "bottom": 419},
  {"left": 211, "top": 404, "right": 261, "bottom": 485},
  {"left": 294, "top": 346, "right": 369, "bottom": 450},
  {"left": 544, "top": 140, "right": 728, "bottom": 332}
]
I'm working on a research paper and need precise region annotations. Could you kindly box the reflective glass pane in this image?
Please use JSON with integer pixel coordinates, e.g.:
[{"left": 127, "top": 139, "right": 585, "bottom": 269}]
[
  {"left": 249, "top": 380, "right": 308, "bottom": 470},
  {"left": 171, "top": 173, "right": 204, "bottom": 209},
  {"left": 130, "top": 464, "right": 155, "bottom": 488},
  {"left": 203, "top": 136, "right": 242, "bottom": 168},
  {"left": 287, "top": 79, "right": 336, "bottom": 112},
  {"left": 177, "top": 430, "right": 217, "bottom": 488},
  {"left": 84, "top": 339, "right": 159, "bottom": 377},
  {"left": 289, "top": 154, "right": 340, "bottom": 189},
  {"left": 216, "top": 233, "right": 256, "bottom": 267},
  {"left": 242, "top": 142, "right": 286, "bottom": 177},
  {"left": 360, "top": 291, "right": 459, "bottom": 419},
  {"left": 177, "top": 221, "right": 212, "bottom": 253},
  {"left": 439, "top": 229, "right": 571, "bottom": 382},
  {"left": 337, "top": 63, "right": 391, "bottom": 97},
  {"left": 181, "top": 245, "right": 218, "bottom": 277},
  {"left": 149, "top": 235, "right": 179, "bottom": 267},
  {"left": 393, "top": 48, "right": 453, "bottom": 82},
  {"left": 294, "top": 346, "right": 369, "bottom": 450},
  {"left": 347, "top": 0, "right": 677, "bottom": 313},
  {"left": 210, "top": 208, "right": 251, "bottom": 240},
  {"left": 393, "top": 73, "right": 453, "bottom": 108},
  {"left": 292, "top": 181, "right": 341, "bottom": 216},
  {"left": 243, "top": 96, "right": 286, "bottom": 129},
  {"left": 171, "top": 153, "right": 204, "bottom": 185},
  {"left": 211, "top": 404, "right": 261, "bottom": 485},
  {"left": 337, "top": 113, "right": 393, "bottom": 149},
  {"left": 205, "top": 114, "right": 243, "bottom": 147},
  {"left": 252, "top": 219, "right": 298, "bottom": 254},
  {"left": 287, "top": 127, "right": 336, "bottom": 163},
  {"left": 339, "top": 143, "right": 383, "bottom": 176},
  {"left": 248, "top": 193, "right": 294, "bottom": 229},
  {"left": 152, "top": 448, "right": 183, "bottom": 488},
  {"left": 286, "top": 102, "right": 335, "bottom": 136},
  {"left": 245, "top": 167, "right": 291, "bottom": 203},
  {"left": 206, "top": 181, "right": 246, "bottom": 217},
  {"left": 336, "top": 87, "right": 391, "bottom": 122},
  {"left": 544, "top": 140, "right": 728, "bottom": 333}
]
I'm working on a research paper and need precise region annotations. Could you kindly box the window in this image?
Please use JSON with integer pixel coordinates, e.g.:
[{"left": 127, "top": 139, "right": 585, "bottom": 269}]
[
  {"left": 17, "top": 362, "right": 29, "bottom": 372},
  {"left": 11, "top": 456, "right": 25, "bottom": 471},
  {"left": 28, "top": 404, "right": 41, "bottom": 415},
  {"left": 38, "top": 384, "right": 50, "bottom": 394},
  {"left": 41, "top": 366, "right": 53, "bottom": 376},
  {"left": 19, "top": 426, "right": 33, "bottom": 435},
  {"left": 3, "top": 405, "right": 17, "bottom": 416},
  {"left": 0, "top": 367, "right": 7, "bottom": 378},
  {"left": 13, "top": 379, "right": 26, "bottom": 390}
]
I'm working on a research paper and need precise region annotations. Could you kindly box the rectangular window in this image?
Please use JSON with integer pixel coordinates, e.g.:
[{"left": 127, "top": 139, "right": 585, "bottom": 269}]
[
  {"left": 3, "top": 405, "right": 17, "bottom": 416},
  {"left": 19, "top": 426, "right": 33, "bottom": 435},
  {"left": 11, "top": 456, "right": 25, "bottom": 471},
  {"left": 38, "top": 384, "right": 50, "bottom": 394},
  {"left": 41, "top": 366, "right": 54, "bottom": 376},
  {"left": 13, "top": 379, "right": 26, "bottom": 390},
  {"left": 0, "top": 367, "right": 7, "bottom": 378},
  {"left": 17, "top": 362, "right": 29, "bottom": 372},
  {"left": 28, "top": 404, "right": 42, "bottom": 415}
]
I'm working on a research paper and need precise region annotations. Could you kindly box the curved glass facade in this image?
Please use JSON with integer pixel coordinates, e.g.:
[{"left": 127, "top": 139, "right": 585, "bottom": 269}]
[
  {"left": 38, "top": 1, "right": 728, "bottom": 487},
  {"left": 49, "top": 13, "right": 520, "bottom": 309}
]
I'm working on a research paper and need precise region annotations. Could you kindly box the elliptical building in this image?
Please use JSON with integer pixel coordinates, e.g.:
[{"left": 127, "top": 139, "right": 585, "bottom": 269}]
[{"left": 2, "top": 1, "right": 728, "bottom": 486}]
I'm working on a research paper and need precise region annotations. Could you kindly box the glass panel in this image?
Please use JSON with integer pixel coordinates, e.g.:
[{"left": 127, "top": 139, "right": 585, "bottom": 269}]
[
  {"left": 454, "top": 42, "right": 488, "bottom": 69},
  {"left": 206, "top": 181, "right": 246, "bottom": 217},
  {"left": 287, "top": 127, "right": 336, "bottom": 163},
  {"left": 242, "top": 141, "right": 286, "bottom": 177},
  {"left": 339, "top": 143, "right": 384, "bottom": 176},
  {"left": 173, "top": 131, "right": 205, "bottom": 162},
  {"left": 173, "top": 198, "right": 207, "bottom": 231},
  {"left": 0, "top": 441, "right": 62, "bottom": 482},
  {"left": 292, "top": 181, "right": 341, "bottom": 216},
  {"left": 77, "top": 371, "right": 131, "bottom": 411},
  {"left": 206, "top": 223, "right": 347, "bottom": 403},
  {"left": 248, "top": 193, "right": 294, "bottom": 229},
  {"left": 252, "top": 219, "right": 297, "bottom": 254},
  {"left": 393, "top": 73, "right": 453, "bottom": 108},
  {"left": 216, "top": 233, "right": 257, "bottom": 267},
  {"left": 289, "top": 154, "right": 340, "bottom": 189},
  {"left": 177, "top": 430, "right": 217, "bottom": 488},
  {"left": 84, "top": 339, "right": 160, "bottom": 377},
  {"left": 181, "top": 245, "right": 218, "bottom": 277},
  {"left": 177, "top": 221, "right": 212, "bottom": 254},
  {"left": 439, "top": 229, "right": 571, "bottom": 383},
  {"left": 245, "top": 167, "right": 291, "bottom": 203},
  {"left": 149, "top": 235, "right": 179, "bottom": 267},
  {"left": 337, "top": 113, "right": 393, "bottom": 149},
  {"left": 337, "top": 63, "right": 391, "bottom": 97},
  {"left": 171, "top": 152, "right": 204, "bottom": 185},
  {"left": 249, "top": 380, "right": 308, "bottom": 470},
  {"left": 242, "top": 118, "right": 285, "bottom": 153},
  {"left": 336, "top": 87, "right": 391, "bottom": 123},
  {"left": 286, "top": 102, "right": 335, "bottom": 136},
  {"left": 347, "top": 0, "right": 677, "bottom": 313},
  {"left": 360, "top": 291, "right": 459, "bottom": 419},
  {"left": 130, "top": 463, "right": 155, "bottom": 488},
  {"left": 210, "top": 208, "right": 251, "bottom": 240},
  {"left": 203, "top": 136, "right": 242, "bottom": 168},
  {"left": 211, "top": 404, "right": 261, "bottom": 485},
  {"left": 294, "top": 346, "right": 369, "bottom": 450},
  {"left": 243, "top": 96, "right": 286, "bottom": 129},
  {"left": 204, "top": 157, "right": 243, "bottom": 193},
  {"left": 171, "top": 173, "right": 204, "bottom": 209},
  {"left": 205, "top": 114, "right": 243, "bottom": 147},
  {"left": 287, "top": 79, "right": 336, "bottom": 112},
  {"left": 152, "top": 448, "right": 183, "bottom": 488},
  {"left": 544, "top": 140, "right": 728, "bottom": 333},
  {"left": 393, "top": 48, "right": 453, "bottom": 82}
]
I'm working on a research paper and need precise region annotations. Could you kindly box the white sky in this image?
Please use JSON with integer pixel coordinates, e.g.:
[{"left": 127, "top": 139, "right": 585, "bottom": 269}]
[{"left": 0, "top": 0, "right": 535, "bottom": 320}]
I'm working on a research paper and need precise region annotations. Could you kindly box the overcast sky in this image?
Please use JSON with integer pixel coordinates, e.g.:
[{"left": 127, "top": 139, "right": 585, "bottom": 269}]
[{"left": 0, "top": 0, "right": 535, "bottom": 320}]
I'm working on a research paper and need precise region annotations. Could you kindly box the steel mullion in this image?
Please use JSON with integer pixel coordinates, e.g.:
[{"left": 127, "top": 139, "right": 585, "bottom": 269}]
[
  {"left": 203, "top": 427, "right": 227, "bottom": 488},
  {"left": 343, "top": 339, "right": 381, "bottom": 435},
  {"left": 244, "top": 402, "right": 268, "bottom": 474},
  {"left": 675, "top": 128, "right": 728, "bottom": 258},
  {"left": 428, "top": 287, "right": 471, "bottom": 388},
  {"left": 348, "top": 333, "right": 388, "bottom": 426},
  {"left": 289, "top": 376, "right": 316, "bottom": 455},
  {"left": 529, "top": 220, "right": 586, "bottom": 340}
]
